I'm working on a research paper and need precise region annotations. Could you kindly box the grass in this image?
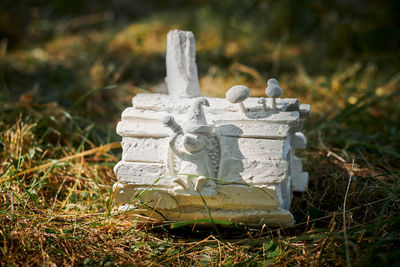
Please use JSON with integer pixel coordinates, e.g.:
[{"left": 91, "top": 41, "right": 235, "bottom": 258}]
[{"left": 1, "top": 1, "right": 400, "bottom": 266}]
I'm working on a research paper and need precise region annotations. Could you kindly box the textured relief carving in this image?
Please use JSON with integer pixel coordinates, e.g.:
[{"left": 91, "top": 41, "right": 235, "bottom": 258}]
[{"left": 163, "top": 97, "right": 220, "bottom": 196}]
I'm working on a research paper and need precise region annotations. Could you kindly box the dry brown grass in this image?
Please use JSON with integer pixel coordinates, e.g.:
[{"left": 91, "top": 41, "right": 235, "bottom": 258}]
[{"left": 1, "top": 3, "right": 400, "bottom": 265}]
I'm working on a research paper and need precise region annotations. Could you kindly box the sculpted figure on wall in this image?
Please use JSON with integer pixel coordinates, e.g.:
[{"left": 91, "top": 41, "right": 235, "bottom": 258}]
[{"left": 163, "top": 97, "right": 220, "bottom": 196}]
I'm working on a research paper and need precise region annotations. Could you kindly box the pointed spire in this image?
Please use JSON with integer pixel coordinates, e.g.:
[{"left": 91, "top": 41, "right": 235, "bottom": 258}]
[
  {"left": 165, "top": 30, "right": 201, "bottom": 98},
  {"left": 184, "top": 97, "right": 212, "bottom": 134}
]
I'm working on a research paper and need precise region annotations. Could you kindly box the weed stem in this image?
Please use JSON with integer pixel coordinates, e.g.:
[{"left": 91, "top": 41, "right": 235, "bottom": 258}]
[{"left": 343, "top": 158, "right": 354, "bottom": 267}]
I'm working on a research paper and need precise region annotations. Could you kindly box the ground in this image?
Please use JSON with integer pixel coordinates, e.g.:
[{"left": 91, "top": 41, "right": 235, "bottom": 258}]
[{"left": 0, "top": 1, "right": 399, "bottom": 266}]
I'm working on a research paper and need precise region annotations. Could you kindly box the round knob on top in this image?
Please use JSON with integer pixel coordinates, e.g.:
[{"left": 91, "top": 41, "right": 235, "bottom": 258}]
[
  {"left": 266, "top": 78, "right": 282, "bottom": 98},
  {"left": 226, "top": 85, "right": 250, "bottom": 113},
  {"left": 265, "top": 78, "right": 282, "bottom": 110}
]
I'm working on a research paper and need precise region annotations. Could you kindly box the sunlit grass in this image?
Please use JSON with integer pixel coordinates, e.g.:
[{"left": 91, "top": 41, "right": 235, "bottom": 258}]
[{"left": 0, "top": 3, "right": 399, "bottom": 265}]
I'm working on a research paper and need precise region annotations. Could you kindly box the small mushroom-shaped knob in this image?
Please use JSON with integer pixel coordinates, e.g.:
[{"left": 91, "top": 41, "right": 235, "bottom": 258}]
[
  {"left": 226, "top": 85, "right": 250, "bottom": 113},
  {"left": 258, "top": 97, "right": 267, "bottom": 111},
  {"left": 266, "top": 78, "right": 282, "bottom": 110}
]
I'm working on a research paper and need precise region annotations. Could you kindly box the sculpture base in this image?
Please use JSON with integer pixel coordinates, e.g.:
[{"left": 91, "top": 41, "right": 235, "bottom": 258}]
[
  {"left": 119, "top": 204, "right": 294, "bottom": 226},
  {"left": 115, "top": 185, "right": 295, "bottom": 226}
]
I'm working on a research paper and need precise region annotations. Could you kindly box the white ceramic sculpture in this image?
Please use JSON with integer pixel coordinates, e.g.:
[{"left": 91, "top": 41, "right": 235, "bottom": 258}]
[{"left": 114, "top": 30, "right": 311, "bottom": 225}]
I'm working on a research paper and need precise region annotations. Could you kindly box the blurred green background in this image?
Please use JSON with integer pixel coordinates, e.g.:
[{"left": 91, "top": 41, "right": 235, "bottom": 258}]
[
  {"left": 1, "top": 1, "right": 400, "bottom": 265},
  {"left": 1, "top": 0, "right": 399, "bottom": 153}
]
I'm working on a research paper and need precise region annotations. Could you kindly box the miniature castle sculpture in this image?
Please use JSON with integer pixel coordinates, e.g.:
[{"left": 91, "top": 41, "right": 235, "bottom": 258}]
[{"left": 114, "top": 30, "right": 311, "bottom": 225}]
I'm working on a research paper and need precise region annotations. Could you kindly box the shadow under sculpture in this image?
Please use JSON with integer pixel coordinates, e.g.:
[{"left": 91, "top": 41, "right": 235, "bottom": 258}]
[{"left": 113, "top": 30, "right": 311, "bottom": 225}]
